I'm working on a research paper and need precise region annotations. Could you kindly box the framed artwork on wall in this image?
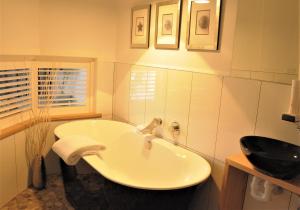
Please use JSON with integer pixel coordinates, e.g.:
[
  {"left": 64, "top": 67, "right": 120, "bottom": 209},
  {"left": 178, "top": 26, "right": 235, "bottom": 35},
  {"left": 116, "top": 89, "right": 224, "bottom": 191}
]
[
  {"left": 186, "top": 0, "right": 222, "bottom": 51},
  {"left": 155, "top": 0, "right": 182, "bottom": 49},
  {"left": 131, "top": 5, "right": 151, "bottom": 48}
]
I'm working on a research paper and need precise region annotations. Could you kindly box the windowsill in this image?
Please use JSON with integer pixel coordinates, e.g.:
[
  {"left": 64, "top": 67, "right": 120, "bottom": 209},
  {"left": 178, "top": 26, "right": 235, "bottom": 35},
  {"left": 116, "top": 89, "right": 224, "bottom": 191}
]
[{"left": 0, "top": 113, "right": 102, "bottom": 140}]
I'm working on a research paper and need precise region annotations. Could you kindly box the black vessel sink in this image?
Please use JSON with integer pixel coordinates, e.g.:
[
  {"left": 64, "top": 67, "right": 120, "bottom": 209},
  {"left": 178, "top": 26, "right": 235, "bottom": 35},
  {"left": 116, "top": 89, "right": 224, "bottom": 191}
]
[{"left": 240, "top": 136, "right": 300, "bottom": 180}]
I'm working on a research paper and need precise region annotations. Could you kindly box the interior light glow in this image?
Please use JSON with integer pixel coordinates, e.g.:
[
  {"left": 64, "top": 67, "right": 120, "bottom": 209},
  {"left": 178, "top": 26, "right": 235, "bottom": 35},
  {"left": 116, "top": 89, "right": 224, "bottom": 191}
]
[{"left": 130, "top": 71, "right": 156, "bottom": 101}]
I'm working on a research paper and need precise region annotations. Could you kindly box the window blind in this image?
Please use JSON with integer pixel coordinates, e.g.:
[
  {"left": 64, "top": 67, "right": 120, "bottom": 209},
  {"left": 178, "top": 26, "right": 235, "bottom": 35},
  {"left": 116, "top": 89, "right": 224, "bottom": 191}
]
[
  {"left": 0, "top": 68, "right": 32, "bottom": 118},
  {"left": 38, "top": 68, "right": 87, "bottom": 107}
]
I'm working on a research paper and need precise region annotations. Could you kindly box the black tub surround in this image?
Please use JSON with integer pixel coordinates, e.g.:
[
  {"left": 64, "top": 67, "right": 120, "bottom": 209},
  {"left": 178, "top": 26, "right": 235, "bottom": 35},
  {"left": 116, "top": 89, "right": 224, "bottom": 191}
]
[{"left": 63, "top": 170, "right": 198, "bottom": 210}]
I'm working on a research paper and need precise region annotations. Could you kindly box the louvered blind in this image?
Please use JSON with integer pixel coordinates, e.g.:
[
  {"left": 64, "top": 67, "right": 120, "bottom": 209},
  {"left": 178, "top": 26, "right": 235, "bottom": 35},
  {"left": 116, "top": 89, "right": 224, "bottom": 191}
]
[
  {"left": 0, "top": 68, "right": 32, "bottom": 118},
  {"left": 38, "top": 68, "right": 87, "bottom": 107}
]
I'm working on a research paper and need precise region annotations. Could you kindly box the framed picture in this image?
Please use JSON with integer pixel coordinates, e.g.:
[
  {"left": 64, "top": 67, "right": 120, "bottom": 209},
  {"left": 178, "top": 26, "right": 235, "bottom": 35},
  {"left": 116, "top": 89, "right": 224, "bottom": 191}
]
[
  {"left": 155, "top": 0, "right": 182, "bottom": 49},
  {"left": 131, "top": 5, "right": 151, "bottom": 48},
  {"left": 186, "top": 0, "right": 222, "bottom": 51}
]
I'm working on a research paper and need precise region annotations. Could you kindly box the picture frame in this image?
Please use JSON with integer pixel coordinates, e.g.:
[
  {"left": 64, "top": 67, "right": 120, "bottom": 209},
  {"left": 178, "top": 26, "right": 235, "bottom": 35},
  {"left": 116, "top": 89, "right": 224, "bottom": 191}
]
[
  {"left": 186, "top": 0, "right": 222, "bottom": 51},
  {"left": 155, "top": 0, "right": 182, "bottom": 49},
  {"left": 131, "top": 5, "right": 151, "bottom": 48}
]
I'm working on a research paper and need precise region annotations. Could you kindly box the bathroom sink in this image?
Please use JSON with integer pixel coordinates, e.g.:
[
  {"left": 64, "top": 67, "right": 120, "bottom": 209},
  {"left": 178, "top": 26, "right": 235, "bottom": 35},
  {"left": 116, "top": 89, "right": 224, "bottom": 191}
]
[{"left": 240, "top": 136, "right": 300, "bottom": 180}]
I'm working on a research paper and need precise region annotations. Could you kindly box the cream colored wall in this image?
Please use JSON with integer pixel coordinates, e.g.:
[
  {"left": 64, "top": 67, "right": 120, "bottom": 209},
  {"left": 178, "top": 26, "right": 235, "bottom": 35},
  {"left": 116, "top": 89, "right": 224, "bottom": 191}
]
[
  {"left": 1, "top": 0, "right": 117, "bottom": 60},
  {"left": 0, "top": 0, "right": 3, "bottom": 54},
  {"left": 1, "top": 0, "right": 40, "bottom": 55},
  {"left": 231, "top": 0, "right": 299, "bottom": 83},
  {"left": 39, "top": 0, "right": 116, "bottom": 61},
  {"left": 116, "top": 0, "right": 238, "bottom": 75},
  {"left": 0, "top": 0, "right": 116, "bottom": 117}
]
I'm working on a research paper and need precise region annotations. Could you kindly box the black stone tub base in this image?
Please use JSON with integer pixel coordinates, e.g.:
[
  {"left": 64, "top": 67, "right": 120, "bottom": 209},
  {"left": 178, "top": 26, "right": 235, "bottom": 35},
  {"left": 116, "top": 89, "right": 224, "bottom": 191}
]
[{"left": 60, "top": 162, "right": 197, "bottom": 210}]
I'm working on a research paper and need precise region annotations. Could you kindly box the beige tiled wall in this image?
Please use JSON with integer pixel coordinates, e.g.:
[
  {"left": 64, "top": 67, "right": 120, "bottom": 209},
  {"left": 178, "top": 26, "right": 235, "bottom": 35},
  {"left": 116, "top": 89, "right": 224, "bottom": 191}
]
[
  {"left": 164, "top": 70, "right": 192, "bottom": 145},
  {"left": 187, "top": 74, "right": 222, "bottom": 158},
  {"left": 0, "top": 136, "right": 18, "bottom": 207},
  {"left": 113, "top": 62, "right": 300, "bottom": 210},
  {"left": 0, "top": 121, "right": 66, "bottom": 207},
  {"left": 96, "top": 62, "right": 114, "bottom": 118},
  {"left": 113, "top": 63, "right": 130, "bottom": 122},
  {"left": 129, "top": 68, "right": 147, "bottom": 125},
  {"left": 14, "top": 131, "right": 30, "bottom": 193},
  {"left": 255, "top": 83, "right": 299, "bottom": 145},
  {"left": 215, "top": 78, "right": 261, "bottom": 162},
  {"left": 144, "top": 69, "right": 167, "bottom": 125}
]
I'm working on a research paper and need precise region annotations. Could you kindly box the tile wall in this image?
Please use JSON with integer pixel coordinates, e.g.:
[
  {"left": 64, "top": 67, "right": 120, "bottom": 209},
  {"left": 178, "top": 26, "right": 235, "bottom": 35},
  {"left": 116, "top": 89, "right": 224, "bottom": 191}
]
[
  {"left": 0, "top": 121, "right": 65, "bottom": 207},
  {"left": 113, "top": 62, "right": 300, "bottom": 210},
  {"left": 1, "top": 61, "right": 299, "bottom": 209}
]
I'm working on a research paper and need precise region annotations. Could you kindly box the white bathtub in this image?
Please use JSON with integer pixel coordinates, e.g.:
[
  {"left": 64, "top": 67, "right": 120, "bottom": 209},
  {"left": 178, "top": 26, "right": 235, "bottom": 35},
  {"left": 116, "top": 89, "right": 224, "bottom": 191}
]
[{"left": 54, "top": 120, "right": 211, "bottom": 190}]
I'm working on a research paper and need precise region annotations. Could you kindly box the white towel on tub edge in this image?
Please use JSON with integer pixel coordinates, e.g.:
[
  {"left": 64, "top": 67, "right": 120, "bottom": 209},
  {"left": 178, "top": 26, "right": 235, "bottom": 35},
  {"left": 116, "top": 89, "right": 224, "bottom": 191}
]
[{"left": 52, "top": 135, "right": 105, "bottom": 166}]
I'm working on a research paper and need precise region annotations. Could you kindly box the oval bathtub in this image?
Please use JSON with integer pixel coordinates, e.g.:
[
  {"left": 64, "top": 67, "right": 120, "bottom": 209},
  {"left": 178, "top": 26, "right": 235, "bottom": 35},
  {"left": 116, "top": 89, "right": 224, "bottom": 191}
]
[{"left": 54, "top": 120, "right": 211, "bottom": 190}]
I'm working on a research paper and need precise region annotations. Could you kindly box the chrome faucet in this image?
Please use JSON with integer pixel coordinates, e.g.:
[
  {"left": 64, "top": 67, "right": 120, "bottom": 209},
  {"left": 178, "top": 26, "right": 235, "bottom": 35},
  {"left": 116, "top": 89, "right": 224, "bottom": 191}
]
[
  {"left": 139, "top": 118, "right": 162, "bottom": 135},
  {"left": 138, "top": 118, "right": 163, "bottom": 150}
]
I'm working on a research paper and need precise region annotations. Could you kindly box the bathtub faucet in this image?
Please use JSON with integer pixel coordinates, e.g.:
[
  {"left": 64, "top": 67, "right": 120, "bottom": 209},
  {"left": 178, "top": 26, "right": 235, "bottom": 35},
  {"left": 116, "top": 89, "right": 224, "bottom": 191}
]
[
  {"left": 139, "top": 118, "right": 163, "bottom": 135},
  {"left": 138, "top": 118, "right": 163, "bottom": 150}
]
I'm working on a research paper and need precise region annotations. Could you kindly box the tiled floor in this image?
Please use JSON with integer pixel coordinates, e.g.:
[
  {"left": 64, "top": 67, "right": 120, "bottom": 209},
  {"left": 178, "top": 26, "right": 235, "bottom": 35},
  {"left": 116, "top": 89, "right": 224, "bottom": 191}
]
[
  {"left": 1, "top": 173, "right": 198, "bottom": 210},
  {"left": 0, "top": 175, "right": 74, "bottom": 210}
]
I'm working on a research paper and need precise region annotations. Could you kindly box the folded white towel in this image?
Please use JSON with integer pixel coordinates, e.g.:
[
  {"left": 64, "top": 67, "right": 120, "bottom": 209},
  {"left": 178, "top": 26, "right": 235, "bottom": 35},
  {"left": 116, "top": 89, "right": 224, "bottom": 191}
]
[{"left": 52, "top": 135, "right": 105, "bottom": 166}]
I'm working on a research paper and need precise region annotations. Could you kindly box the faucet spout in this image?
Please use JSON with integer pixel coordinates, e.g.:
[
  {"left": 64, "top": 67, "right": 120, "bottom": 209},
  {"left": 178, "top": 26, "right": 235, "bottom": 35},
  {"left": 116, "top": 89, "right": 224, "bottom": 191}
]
[
  {"left": 143, "top": 134, "right": 156, "bottom": 150},
  {"left": 139, "top": 118, "right": 162, "bottom": 135},
  {"left": 137, "top": 118, "right": 163, "bottom": 150}
]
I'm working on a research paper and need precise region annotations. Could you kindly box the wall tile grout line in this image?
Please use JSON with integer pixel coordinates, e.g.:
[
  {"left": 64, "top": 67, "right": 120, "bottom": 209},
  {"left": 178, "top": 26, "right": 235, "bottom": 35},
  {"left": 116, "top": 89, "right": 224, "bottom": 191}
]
[
  {"left": 114, "top": 62, "right": 294, "bottom": 85},
  {"left": 208, "top": 75, "right": 225, "bottom": 210},
  {"left": 112, "top": 62, "right": 116, "bottom": 120},
  {"left": 212, "top": 76, "right": 225, "bottom": 163},
  {"left": 162, "top": 70, "right": 169, "bottom": 140},
  {"left": 253, "top": 81, "right": 263, "bottom": 136},
  {"left": 127, "top": 66, "right": 131, "bottom": 123},
  {"left": 12, "top": 134, "right": 19, "bottom": 200},
  {"left": 184, "top": 72, "right": 194, "bottom": 146},
  {"left": 143, "top": 70, "right": 147, "bottom": 125}
]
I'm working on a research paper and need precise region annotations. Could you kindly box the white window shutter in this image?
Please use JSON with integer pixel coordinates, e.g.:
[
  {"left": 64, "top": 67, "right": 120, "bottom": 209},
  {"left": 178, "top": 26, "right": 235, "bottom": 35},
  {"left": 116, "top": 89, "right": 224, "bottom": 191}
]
[
  {"left": 0, "top": 68, "right": 32, "bottom": 118},
  {"left": 38, "top": 67, "right": 87, "bottom": 107}
]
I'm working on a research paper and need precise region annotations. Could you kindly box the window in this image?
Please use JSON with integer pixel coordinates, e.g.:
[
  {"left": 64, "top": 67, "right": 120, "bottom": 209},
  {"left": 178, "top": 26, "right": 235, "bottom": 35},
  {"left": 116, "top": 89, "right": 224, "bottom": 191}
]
[
  {"left": 0, "top": 61, "right": 94, "bottom": 122},
  {"left": 0, "top": 67, "right": 31, "bottom": 118},
  {"left": 38, "top": 67, "right": 87, "bottom": 107}
]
